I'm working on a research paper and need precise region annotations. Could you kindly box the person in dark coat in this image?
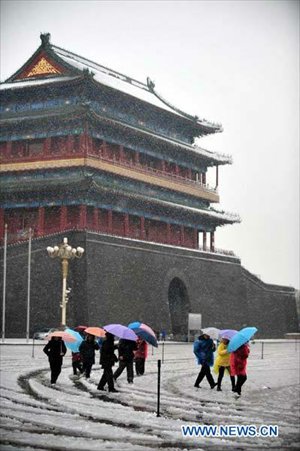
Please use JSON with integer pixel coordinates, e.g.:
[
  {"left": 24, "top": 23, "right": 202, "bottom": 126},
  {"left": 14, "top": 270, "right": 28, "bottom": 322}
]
[
  {"left": 79, "top": 333, "right": 99, "bottom": 379},
  {"left": 113, "top": 338, "right": 137, "bottom": 383},
  {"left": 43, "top": 336, "right": 67, "bottom": 384},
  {"left": 193, "top": 331, "right": 217, "bottom": 389},
  {"left": 134, "top": 338, "right": 148, "bottom": 376},
  {"left": 97, "top": 332, "right": 118, "bottom": 392}
]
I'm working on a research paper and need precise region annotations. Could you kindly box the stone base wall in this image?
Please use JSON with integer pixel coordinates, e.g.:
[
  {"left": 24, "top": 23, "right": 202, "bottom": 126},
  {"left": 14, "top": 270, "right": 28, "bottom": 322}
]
[{"left": 0, "top": 231, "right": 298, "bottom": 338}]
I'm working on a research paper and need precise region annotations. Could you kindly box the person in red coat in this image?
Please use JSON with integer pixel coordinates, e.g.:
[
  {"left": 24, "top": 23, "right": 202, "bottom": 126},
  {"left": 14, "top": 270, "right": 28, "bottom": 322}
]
[
  {"left": 134, "top": 338, "right": 148, "bottom": 376},
  {"left": 230, "top": 342, "right": 250, "bottom": 396}
]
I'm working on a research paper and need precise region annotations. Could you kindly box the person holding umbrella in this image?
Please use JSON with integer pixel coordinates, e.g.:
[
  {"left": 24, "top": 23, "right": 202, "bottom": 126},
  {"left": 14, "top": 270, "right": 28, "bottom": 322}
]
[
  {"left": 43, "top": 336, "right": 67, "bottom": 384},
  {"left": 193, "top": 331, "right": 217, "bottom": 389},
  {"left": 134, "top": 337, "right": 148, "bottom": 376},
  {"left": 79, "top": 333, "right": 99, "bottom": 379},
  {"left": 213, "top": 338, "right": 236, "bottom": 392},
  {"left": 114, "top": 338, "right": 138, "bottom": 384},
  {"left": 97, "top": 332, "right": 118, "bottom": 392},
  {"left": 228, "top": 327, "right": 257, "bottom": 396},
  {"left": 230, "top": 342, "right": 250, "bottom": 396}
]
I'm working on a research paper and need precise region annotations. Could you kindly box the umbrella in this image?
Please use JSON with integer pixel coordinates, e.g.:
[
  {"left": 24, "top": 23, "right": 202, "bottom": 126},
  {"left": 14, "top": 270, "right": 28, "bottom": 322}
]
[
  {"left": 74, "top": 325, "right": 87, "bottom": 332},
  {"left": 84, "top": 327, "right": 106, "bottom": 337},
  {"left": 227, "top": 327, "right": 258, "bottom": 352},
  {"left": 201, "top": 327, "right": 220, "bottom": 340},
  {"left": 104, "top": 324, "right": 138, "bottom": 341},
  {"left": 219, "top": 329, "right": 238, "bottom": 340},
  {"left": 64, "top": 328, "right": 83, "bottom": 352},
  {"left": 46, "top": 330, "right": 77, "bottom": 342},
  {"left": 128, "top": 322, "right": 158, "bottom": 347}
]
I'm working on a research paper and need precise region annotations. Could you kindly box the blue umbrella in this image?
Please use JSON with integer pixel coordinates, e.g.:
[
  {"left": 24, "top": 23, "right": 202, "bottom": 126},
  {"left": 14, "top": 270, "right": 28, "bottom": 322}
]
[
  {"left": 227, "top": 327, "right": 258, "bottom": 352},
  {"left": 64, "top": 328, "right": 83, "bottom": 352}
]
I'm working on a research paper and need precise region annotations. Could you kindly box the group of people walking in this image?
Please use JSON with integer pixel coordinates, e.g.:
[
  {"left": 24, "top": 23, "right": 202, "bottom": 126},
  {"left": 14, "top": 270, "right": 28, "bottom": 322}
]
[
  {"left": 43, "top": 332, "right": 148, "bottom": 392},
  {"left": 193, "top": 330, "right": 250, "bottom": 396}
]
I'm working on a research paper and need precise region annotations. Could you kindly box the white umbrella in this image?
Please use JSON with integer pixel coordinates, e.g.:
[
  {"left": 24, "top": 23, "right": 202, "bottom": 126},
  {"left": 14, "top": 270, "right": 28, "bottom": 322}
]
[{"left": 201, "top": 327, "right": 220, "bottom": 340}]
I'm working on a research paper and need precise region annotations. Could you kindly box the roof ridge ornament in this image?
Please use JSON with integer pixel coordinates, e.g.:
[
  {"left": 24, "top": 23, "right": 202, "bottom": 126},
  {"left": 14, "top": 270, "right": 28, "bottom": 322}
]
[
  {"left": 40, "top": 33, "right": 51, "bottom": 48},
  {"left": 146, "top": 77, "right": 200, "bottom": 124}
]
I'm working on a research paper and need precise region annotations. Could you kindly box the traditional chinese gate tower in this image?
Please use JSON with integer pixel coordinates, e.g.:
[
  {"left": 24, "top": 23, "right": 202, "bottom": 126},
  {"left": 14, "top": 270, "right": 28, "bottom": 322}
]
[{"left": 0, "top": 34, "right": 297, "bottom": 338}]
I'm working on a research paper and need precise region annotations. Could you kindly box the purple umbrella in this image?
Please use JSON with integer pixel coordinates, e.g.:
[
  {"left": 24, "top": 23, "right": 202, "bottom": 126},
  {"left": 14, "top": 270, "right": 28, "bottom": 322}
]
[
  {"left": 219, "top": 329, "right": 238, "bottom": 340},
  {"left": 104, "top": 324, "right": 138, "bottom": 341}
]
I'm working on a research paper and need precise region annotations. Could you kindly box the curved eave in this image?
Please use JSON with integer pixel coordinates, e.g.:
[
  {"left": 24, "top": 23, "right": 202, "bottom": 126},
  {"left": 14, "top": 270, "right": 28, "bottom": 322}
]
[{"left": 0, "top": 105, "right": 232, "bottom": 166}]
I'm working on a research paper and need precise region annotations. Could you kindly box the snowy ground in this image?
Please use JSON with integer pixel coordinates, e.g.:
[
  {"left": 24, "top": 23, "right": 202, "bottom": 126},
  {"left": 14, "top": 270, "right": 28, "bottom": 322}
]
[{"left": 0, "top": 340, "right": 299, "bottom": 450}]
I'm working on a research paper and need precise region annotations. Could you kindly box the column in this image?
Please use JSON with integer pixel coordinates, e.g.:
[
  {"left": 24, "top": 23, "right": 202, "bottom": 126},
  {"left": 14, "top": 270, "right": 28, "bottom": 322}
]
[
  {"left": 203, "top": 231, "right": 207, "bottom": 251},
  {"left": 193, "top": 228, "right": 198, "bottom": 249},
  {"left": 210, "top": 231, "right": 215, "bottom": 252},
  {"left": 124, "top": 213, "right": 129, "bottom": 236},
  {"left": 216, "top": 165, "right": 219, "bottom": 189},
  {"left": 202, "top": 172, "right": 206, "bottom": 185},
  {"left": 175, "top": 165, "right": 180, "bottom": 176},
  {"left": 134, "top": 151, "right": 140, "bottom": 164},
  {"left": 67, "top": 135, "right": 74, "bottom": 154},
  {"left": 60, "top": 206, "right": 67, "bottom": 231},
  {"left": 161, "top": 160, "right": 166, "bottom": 172},
  {"left": 79, "top": 133, "right": 86, "bottom": 154},
  {"left": 79, "top": 205, "right": 87, "bottom": 229},
  {"left": 37, "top": 206, "right": 45, "bottom": 237},
  {"left": 180, "top": 226, "right": 185, "bottom": 246},
  {"left": 167, "top": 223, "right": 171, "bottom": 244},
  {"left": 140, "top": 216, "right": 146, "bottom": 240},
  {"left": 119, "top": 145, "right": 125, "bottom": 162},
  {"left": 188, "top": 168, "right": 192, "bottom": 180},
  {"left": 44, "top": 137, "right": 51, "bottom": 155},
  {"left": 93, "top": 207, "right": 99, "bottom": 230},
  {"left": 108, "top": 210, "right": 113, "bottom": 234}
]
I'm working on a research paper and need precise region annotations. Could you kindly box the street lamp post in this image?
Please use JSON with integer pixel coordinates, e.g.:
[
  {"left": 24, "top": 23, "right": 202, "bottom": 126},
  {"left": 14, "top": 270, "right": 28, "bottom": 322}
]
[{"left": 47, "top": 237, "right": 84, "bottom": 326}]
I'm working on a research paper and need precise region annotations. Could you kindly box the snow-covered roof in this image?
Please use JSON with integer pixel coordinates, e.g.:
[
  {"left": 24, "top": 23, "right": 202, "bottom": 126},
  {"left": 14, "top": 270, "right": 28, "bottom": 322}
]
[{"left": 0, "top": 76, "right": 78, "bottom": 91}]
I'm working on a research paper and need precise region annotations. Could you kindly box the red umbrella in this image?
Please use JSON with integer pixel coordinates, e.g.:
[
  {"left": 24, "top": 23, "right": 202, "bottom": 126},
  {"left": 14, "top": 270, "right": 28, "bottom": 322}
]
[{"left": 74, "top": 325, "right": 87, "bottom": 332}]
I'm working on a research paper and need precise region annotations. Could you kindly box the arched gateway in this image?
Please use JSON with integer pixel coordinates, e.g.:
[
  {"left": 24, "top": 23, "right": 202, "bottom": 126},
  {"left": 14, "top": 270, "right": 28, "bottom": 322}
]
[{"left": 168, "top": 278, "right": 190, "bottom": 338}]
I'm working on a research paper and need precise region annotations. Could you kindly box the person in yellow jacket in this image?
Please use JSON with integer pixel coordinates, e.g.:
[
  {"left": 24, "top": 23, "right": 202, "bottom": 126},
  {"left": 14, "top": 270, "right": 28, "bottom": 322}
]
[{"left": 214, "top": 338, "right": 235, "bottom": 391}]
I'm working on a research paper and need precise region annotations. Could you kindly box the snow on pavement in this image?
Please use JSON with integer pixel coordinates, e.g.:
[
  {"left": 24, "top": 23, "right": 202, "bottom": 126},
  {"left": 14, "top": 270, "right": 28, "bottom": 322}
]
[{"left": 0, "top": 340, "right": 299, "bottom": 450}]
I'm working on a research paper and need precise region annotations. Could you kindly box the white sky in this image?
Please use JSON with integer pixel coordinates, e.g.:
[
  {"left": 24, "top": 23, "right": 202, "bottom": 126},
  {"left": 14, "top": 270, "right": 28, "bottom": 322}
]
[{"left": 0, "top": 0, "right": 299, "bottom": 289}]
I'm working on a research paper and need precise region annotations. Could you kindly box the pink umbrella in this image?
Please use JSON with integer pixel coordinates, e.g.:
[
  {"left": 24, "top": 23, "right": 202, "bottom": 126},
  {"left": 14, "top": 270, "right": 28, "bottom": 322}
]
[{"left": 46, "top": 331, "right": 77, "bottom": 342}]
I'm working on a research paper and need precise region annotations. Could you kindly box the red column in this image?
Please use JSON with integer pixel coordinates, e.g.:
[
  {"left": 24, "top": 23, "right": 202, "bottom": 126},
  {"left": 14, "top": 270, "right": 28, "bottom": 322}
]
[
  {"left": 67, "top": 135, "right": 74, "bottom": 154},
  {"left": 203, "top": 231, "right": 207, "bottom": 251},
  {"left": 44, "top": 137, "right": 51, "bottom": 155},
  {"left": 119, "top": 145, "right": 125, "bottom": 162},
  {"left": 161, "top": 160, "right": 166, "bottom": 172},
  {"left": 102, "top": 141, "right": 107, "bottom": 158},
  {"left": 210, "top": 231, "right": 215, "bottom": 252},
  {"left": 1, "top": 142, "right": 8, "bottom": 159},
  {"left": 93, "top": 207, "right": 99, "bottom": 230},
  {"left": 37, "top": 207, "right": 45, "bottom": 237},
  {"left": 202, "top": 173, "right": 206, "bottom": 185},
  {"left": 108, "top": 210, "right": 113, "bottom": 234},
  {"left": 0, "top": 208, "right": 4, "bottom": 240},
  {"left": 175, "top": 165, "right": 180, "bottom": 176},
  {"left": 60, "top": 206, "right": 67, "bottom": 231},
  {"left": 79, "top": 205, "right": 87, "bottom": 229},
  {"left": 167, "top": 223, "right": 171, "bottom": 244},
  {"left": 180, "top": 226, "right": 185, "bottom": 246},
  {"left": 124, "top": 213, "right": 129, "bottom": 236},
  {"left": 134, "top": 151, "right": 140, "bottom": 164},
  {"left": 140, "top": 217, "right": 146, "bottom": 240},
  {"left": 193, "top": 229, "right": 198, "bottom": 249},
  {"left": 79, "top": 133, "right": 86, "bottom": 154},
  {"left": 188, "top": 168, "right": 192, "bottom": 180}
]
